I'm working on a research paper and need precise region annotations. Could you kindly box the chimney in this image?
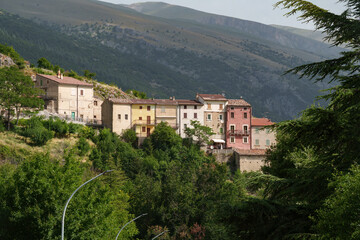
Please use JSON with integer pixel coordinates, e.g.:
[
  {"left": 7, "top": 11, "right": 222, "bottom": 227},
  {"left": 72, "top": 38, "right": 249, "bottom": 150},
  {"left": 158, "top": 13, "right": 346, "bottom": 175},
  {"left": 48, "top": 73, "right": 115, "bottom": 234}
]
[
  {"left": 240, "top": 96, "right": 243, "bottom": 99},
  {"left": 57, "top": 70, "right": 61, "bottom": 78},
  {"left": 60, "top": 74, "right": 64, "bottom": 80},
  {"left": 172, "top": 96, "right": 175, "bottom": 100},
  {"left": 169, "top": 96, "right": 173, "bottom": 100}
]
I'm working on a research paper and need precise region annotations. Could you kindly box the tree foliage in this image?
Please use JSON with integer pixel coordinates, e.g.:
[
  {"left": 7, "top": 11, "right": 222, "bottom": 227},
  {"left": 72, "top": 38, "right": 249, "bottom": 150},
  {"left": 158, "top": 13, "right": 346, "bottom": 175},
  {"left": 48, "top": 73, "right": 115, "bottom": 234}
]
[
  {"left": 240, "top": 0, "right": 360, "bottom": 238},
  {"left": 184, "top": 120, "right": 214, "bottom": 146},
  {"left": 0, "top": 67, "right": 44, "bottom": 130}
]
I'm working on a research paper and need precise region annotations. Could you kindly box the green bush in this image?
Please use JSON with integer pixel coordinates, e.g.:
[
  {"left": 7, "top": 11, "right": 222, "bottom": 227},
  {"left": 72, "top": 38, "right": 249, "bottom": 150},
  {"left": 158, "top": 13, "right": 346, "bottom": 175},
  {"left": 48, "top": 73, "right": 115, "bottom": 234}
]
[
  {"left": 76, "top": 137, "right": 90, "bottom": 156},
  {"left": 0, "top": 118, "right": 5, "bottom": 132},
  {"left": 23, "top": 126, "right": 54, "bottom": 146},
  {"left": 121, "top": 129, "right": 137, "bottom": 147}
]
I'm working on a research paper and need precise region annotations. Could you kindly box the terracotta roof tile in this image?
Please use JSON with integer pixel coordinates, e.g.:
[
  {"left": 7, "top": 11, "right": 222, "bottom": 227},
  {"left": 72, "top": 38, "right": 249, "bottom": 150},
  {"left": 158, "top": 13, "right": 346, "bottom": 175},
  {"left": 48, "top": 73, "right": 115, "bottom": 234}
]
[
  {"left": 37, "top": 74, "right": 93, "bottom": 87},
  {"left": 177, "top": 99, "right": 203, "bottom": 105},
  {"left": 251, "top": 118, "right": 274, "bottom": 126},
  {"left": 109, "top": 98, "right": 133, "bottom": 104},
  {"left": 228, "top": 99, "right": 251, "bottom": 107},
  {"left": 235, "top": 149, "right": 267, "bottom": 155},
  {"left": 153, "top": 99, "right": 178, "bottom": 105},
  {"left": 130, "top": 99, "right": 156, "bottom": 104},
  {"left": 197, "top": 94, "right": 227, "bottom": 101}
]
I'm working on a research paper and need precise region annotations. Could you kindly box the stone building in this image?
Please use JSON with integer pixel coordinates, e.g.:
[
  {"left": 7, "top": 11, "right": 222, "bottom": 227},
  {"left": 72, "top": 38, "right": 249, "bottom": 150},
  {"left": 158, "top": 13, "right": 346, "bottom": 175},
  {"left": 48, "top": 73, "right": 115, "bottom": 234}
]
[{"left": 35, "top": 73, "right": 94, "bottom": 121}]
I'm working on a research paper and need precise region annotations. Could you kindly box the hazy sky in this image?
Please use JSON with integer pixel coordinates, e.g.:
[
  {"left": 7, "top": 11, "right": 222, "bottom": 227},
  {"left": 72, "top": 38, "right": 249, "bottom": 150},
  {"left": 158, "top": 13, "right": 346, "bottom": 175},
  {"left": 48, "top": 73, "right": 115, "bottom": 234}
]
[{"left": 101, "top": 0, "right": 345, "bottom": 30}]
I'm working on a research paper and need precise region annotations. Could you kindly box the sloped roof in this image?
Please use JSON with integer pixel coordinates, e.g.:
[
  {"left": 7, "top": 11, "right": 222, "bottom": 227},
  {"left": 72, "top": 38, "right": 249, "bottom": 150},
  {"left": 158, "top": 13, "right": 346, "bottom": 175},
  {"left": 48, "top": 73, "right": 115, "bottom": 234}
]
[
  {"left": 130, "top": 99, "right": 156, "bottom": 104},
  {"left": 177, "top": 99, "right": 203, "bottom": 105},
  {"left": 235, "top": 149, "right": 267, "bottom": 156},
  {"left": 251, "top": 118, "right": 274, "bottom": 126},
  {"left": 108, "top": 98, "right": 133, "bottom": 104},
  {"left": 37, "top": 74, "right": 93, "bottom": 87},
  {"left": 153, "top": 99, "right": 178, "bottom": 105},
  {"left": 228, "top": 99, "right": 251, "bottom": 107},
  {"left": 197, "top": 94, "right": 227, "bottom": 101}
]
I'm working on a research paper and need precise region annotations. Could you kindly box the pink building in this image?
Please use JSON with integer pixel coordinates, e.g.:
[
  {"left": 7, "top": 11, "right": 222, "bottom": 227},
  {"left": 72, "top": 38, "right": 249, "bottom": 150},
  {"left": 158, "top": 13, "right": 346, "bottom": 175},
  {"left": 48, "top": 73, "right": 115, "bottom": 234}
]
[{"left": 226, "top": 98, "right": 252, "bottom": 149}]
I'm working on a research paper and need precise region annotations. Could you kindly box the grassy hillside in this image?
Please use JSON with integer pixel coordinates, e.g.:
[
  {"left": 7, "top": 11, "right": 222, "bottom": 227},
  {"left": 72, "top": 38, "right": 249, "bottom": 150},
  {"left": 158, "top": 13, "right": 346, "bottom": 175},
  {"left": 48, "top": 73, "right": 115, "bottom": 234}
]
[{"left": 0, "top": 0, "right": 335, "bottom": 120}]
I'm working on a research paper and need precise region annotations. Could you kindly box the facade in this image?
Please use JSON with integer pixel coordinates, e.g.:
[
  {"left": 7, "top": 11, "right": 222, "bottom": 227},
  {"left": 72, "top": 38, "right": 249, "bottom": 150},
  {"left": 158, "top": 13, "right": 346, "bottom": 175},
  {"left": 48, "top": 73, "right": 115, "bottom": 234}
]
[
  {"left": 101, "top": 98, "right": 132, "bottom": 135},
  {"left": 226, "top": 99, "right": 252, "bottom": 149},
  {"left": 35, "top": 73, "right": 94, "bottom": 121},
  {"left": 93, "top": 96, "right": 104, "bottom": 123},
  {"left": 235, "top": 149, "right": 267, "bottom": 172},
  {"left": 154, "top": 99, "right": 178, "bottom": 129},
  {"left": 131, "top": 99, "right": 156, "bottom": 139},
  {"left": 197, "top": 94, "right": 227, "bottom": 146},
  {"left": 251, "top": 118, "right": 276, "bottom": 149},
  {"left": 177, "top": 99, "right": 204, "bottom": 138}
]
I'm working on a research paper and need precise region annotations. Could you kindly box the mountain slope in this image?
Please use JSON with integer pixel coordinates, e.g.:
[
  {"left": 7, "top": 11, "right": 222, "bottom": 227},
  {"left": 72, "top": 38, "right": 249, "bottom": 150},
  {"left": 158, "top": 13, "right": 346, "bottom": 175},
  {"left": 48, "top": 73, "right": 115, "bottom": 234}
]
[{"left": 0, "top": 0, "right": 336, "bottom": 121}]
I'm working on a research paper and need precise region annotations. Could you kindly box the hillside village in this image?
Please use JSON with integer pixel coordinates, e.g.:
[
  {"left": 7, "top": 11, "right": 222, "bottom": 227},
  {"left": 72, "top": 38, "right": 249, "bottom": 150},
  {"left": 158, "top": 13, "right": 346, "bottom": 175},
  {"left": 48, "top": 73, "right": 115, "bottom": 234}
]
[{"left": 35, "top": 72, "right": 276, "bottom": 171}]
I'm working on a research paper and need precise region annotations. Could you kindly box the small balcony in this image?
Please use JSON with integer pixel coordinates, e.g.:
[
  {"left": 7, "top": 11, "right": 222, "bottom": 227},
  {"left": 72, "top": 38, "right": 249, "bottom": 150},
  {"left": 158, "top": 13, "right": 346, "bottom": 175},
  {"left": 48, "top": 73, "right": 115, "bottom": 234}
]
[
  {"left": 227, "top": 130, "right": 250, "bottom": 136},
  {"left": 132, "top": 120, "right": 156, "bottom": 126}
]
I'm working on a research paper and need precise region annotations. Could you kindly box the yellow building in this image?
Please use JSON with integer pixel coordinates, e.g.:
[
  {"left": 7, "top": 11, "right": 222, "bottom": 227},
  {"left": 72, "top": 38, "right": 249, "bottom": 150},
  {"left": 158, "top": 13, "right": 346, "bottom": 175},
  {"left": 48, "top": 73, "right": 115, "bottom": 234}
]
[{"left": 131, "top": 99, "right": 156, "bottom": 139}]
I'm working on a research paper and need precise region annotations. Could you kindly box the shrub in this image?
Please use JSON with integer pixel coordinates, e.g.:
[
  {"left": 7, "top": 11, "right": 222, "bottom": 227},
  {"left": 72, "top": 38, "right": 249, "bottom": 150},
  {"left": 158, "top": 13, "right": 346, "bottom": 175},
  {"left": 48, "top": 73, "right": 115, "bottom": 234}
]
[
  {"left": 121, "top": 129, "right": 137, "bottom": 147},
  {"left": 76, "top": 137, "right": 90, "bottom": 156},
  {"left": 23, "top": 126, "right": 54, "bottom": 146}
]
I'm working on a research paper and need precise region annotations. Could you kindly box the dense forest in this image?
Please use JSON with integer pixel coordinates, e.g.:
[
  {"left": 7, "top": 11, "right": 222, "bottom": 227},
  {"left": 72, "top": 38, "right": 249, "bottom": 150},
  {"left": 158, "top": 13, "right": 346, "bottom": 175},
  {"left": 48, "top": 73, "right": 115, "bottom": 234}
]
[{"left": 1, "top": 0, "right": 360, "bottom": 239}]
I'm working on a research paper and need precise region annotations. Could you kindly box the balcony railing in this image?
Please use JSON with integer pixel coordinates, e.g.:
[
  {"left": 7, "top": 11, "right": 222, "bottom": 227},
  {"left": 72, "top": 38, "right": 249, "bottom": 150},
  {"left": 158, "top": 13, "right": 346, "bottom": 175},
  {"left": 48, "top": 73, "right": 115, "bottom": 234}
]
[
  {"left": 227, "top": 130, "right": 250, "bottom": 136},
  {"left": 132, "top": 120, "right": 156, "bottom": 126}
]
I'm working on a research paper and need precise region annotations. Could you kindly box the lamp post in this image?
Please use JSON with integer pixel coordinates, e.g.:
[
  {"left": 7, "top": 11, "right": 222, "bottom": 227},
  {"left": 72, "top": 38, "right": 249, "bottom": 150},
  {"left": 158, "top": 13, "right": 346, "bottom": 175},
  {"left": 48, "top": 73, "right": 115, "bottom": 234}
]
[
  {"left": 152, "top": 230, "right": 169, "bottom": 240},
  {"left": 115, "top": 213, "right": 148, "bottom": 240},
  {"left": 61, "top": 169, "right": 113, "bottom": 240}
]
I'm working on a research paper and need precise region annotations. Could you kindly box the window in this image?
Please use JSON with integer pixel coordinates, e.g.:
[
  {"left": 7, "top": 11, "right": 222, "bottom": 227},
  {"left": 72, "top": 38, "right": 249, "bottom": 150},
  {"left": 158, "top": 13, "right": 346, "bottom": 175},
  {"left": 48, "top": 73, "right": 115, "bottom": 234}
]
[
  {"left": 142, "top": 127, "right": 146, "bottom": 132},
  {"left": 244, "top": 108, "right": 248, "bottom": 110},
  {"left": 243, "top": 125, "right": 248, "bottom": 133},
  {"left": 231, "top": 112, "right": 234, "bottom": 118},
  {"left": 207, "top": 114, "right": 212, "bottom": 120},
  {"left": 140, "top": 106, "right": 143, "bottom": 109},
  {"left": 230, "top": 125, "right": 235, "bottom": 133},
  {"left": 220, "top": 128, "right": 223, "bottom": 134},
  {"left": 183, "top": 113, "right": 187, "bottom": 118},
  {"left": 243, "top": 137, "right": 248, "bottom": 143},
  {"left": 255, "top": 128, "right": 259, "bottom": 134},
  {"left": 194, "top": 105, "right": 197, "bottom": 109},
  {"left": 219, "top": 104, "right": 223, "bottom": 110},
  {"left": 139, "top": 117, "right": 142, "bottom": 120},
  {"left": 125, "top": 114, "right": 128, "bottom": 120},
  {"left": 94, "top": 101, "right": 98, "bottom": 106},
  {"left": 184, "top": 124, "right": 187, "bottom": 129},
  {"left": 47, "top": 80, "right": 49, "bottom": 84},
  {"left": 184, "top": 105, "right": 187, "bottom": 109},
  {"left": 118, "top": 114, "right": 121, "bottom": 119},
  {"left": 244, "top": 112, "right": 247, "bottom": 119},
  {"left": 207, "top": 103, "right": 211, "bottom": 110},
  {"left": 94, "top": 115, "right": 97, "bottom": 119},
  {"left": 266, "top": 139, "right": 271, "bottom": 146},
  {"left": 266, "top": 128, "right": 271, "bottom": 134},
  {"left": 40, "top": 79, "right": 43, "bottom": 86},
  {"left": 80, "top": 114, "right": 84, "bottom": 119},
  {"left": 161, "top": 106, "right": 165, "bottom": 113},
  {"left": 230, "top": 137, "right": 235, "bottom": 143},
  {"left": 80, "top": 90, "right": 84, "bottom": 96},
  {"left": 219, "top": 114, "right": 223, "bottom": 121},
  {"left": 231, "top": 107, "right": 234, "bottom": 110},
  {"left": 147, "top": 106, "right": 150, "bottom": 111},
  {"left": 194, "top": 113, "right": 197, "bottom": 118},
  {"left": 255, "top": 139, "right": 259, "bottom": 145}
]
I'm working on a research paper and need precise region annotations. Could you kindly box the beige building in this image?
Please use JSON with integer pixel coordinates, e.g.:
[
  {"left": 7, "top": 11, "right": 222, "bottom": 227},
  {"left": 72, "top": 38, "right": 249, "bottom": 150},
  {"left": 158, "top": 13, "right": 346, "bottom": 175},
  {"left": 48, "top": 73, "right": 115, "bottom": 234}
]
[
  {"left": 154, "top": 99, "right": 178, "bottom": 129},
  {"left": 35, "top": 73, "right": 94, "bottom": 121},
  {"left": 251, "top": 118, "right": 276, "bottom": 149},
  {"left": 102, "top": 98, "right": 132, "bottom": 135},
  {"left": 93, "top": 96, "right": 104, "bottom": 124},
  {"left": 235, "top": 149, "right": 267, "bottom": 172},
  {"left": 197, "top": 94, "right": 227, "bottom": 146}
]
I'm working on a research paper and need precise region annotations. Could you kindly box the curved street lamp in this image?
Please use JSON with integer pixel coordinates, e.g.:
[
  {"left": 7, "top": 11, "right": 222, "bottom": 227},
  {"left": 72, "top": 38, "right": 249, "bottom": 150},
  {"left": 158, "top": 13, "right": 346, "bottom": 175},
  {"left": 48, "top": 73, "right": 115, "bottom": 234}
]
[
  {"left": 115, "top": 213, "right": 148, "bottom": 240},
  {"left": 152, "top": 230, "right": 169, "bottom": 240},
  {"left": 61, "top": 169, "right": 113, "bottom": 240}
]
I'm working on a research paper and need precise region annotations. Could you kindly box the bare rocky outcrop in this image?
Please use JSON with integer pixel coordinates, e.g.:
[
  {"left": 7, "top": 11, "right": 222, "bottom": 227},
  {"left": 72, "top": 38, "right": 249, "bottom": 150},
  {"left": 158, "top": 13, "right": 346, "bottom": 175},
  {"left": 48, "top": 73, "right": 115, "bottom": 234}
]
[{"left": 0, "top": 53, "right": 15, "bottom": 67}]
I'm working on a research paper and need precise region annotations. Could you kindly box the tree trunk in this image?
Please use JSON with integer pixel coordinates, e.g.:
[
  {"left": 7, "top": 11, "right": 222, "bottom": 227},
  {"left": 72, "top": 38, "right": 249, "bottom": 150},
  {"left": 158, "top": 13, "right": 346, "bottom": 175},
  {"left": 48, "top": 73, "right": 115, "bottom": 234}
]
[
  {"left": 16, "top": 107, "right": 20, "bottom": 125},
  {"left": 7, "top": 107, "right": 11, "bottom": 130}
]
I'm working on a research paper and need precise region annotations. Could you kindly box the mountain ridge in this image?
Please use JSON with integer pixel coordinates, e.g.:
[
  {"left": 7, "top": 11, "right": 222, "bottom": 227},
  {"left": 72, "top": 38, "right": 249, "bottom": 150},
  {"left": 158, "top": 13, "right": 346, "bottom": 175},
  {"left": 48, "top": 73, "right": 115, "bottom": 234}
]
[{"left": 0, "top": 0, "right": 336, "bottom": 121}]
